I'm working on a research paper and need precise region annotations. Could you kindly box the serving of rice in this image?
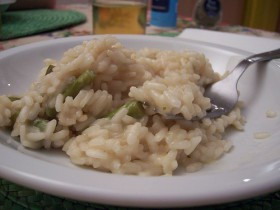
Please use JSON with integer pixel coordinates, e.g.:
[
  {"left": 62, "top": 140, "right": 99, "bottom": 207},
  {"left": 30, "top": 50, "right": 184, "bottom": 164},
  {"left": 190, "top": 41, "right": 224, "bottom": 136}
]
[{"left": 0, "top": 37, "right": 245, "bottom": 176}]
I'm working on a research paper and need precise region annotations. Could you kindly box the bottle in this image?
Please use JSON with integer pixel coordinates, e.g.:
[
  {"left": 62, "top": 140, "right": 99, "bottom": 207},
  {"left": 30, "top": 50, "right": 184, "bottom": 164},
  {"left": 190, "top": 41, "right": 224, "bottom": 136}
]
[
  {"left": 193, "top": 0, "right": 222, "bottom": 28},
  {"left": 150, "top": 0, "right": 178, "bottom": 28}
]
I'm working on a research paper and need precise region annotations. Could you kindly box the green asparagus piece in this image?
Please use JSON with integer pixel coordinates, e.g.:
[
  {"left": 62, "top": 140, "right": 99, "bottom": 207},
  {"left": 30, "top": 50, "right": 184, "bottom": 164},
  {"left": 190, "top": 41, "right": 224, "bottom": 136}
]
[
  {"left": 44, "top": 70, "right": 94, "bottom": 119},
  {"left": 45, "top": 65, "right": 55, "bottom": 75},
  {"left": 45, "top": 107, "right": 57, "bottom": 119},
  {"left": 33, "top": 118, "right": 48, "bottom": 131},
  {"left": 107, "top": 100, "right": 145, "bottom": 119},
  {"left": 106, "top": 109, "right": 119, "bottom": 119},
  {"left": 8, "top": 96, "right": 21, "bottom": 102},
  {"left": 126, "top": 101, "right": 145, "bottom": 119},
  {"left": 63, "top": 70, "right": 95, "bottom": 98}
]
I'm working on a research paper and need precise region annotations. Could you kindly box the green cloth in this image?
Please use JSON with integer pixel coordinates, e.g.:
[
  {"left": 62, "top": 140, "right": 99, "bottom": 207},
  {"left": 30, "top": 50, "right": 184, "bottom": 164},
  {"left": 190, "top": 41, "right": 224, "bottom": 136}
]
[
  {"left": 0, "top": 179, "right": 279, "bottom": 210},
  {"left": 0, "top": 9, "right": 86, "bottom": 40}
]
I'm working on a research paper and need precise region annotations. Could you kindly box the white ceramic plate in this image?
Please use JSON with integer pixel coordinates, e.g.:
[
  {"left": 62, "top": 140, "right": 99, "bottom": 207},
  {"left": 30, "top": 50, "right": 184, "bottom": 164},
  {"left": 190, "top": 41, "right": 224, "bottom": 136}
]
[{"left": 0, "top": 35, "right": 279, "bottom": 208}]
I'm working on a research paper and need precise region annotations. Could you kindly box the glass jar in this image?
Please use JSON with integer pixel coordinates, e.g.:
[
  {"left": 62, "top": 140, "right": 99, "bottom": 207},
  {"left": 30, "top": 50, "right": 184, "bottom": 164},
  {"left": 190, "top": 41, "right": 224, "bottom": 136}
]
[{"left": 92, "top": 0, "right": 147, "bottom": 34}]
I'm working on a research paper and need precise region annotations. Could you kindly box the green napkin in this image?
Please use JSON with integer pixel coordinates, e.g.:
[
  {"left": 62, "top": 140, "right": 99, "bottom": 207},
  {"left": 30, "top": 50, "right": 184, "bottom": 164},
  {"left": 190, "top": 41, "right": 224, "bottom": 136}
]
[{"left": 0, "top": 9, "right": 86, "bottom": 40}]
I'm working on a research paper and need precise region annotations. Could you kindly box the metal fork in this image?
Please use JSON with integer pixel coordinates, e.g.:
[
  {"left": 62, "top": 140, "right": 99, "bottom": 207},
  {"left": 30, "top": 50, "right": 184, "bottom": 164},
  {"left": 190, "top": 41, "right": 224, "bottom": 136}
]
[{"left": 158, "top": 48, "right": 280, "bottom": 120}]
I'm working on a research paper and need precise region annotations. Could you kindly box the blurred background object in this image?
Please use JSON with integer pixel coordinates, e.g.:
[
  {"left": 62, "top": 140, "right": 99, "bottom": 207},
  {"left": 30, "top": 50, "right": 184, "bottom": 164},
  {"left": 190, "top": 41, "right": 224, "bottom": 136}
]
[
  {"left": 6, "top": 0, "right": 279, "bottom": 32},
  {"left": 92, "top": 0, "right": 147, "bottom": 34},
  {"left": 9, "top": 0, "right": 56, "bottom": 10},
  {"left": 150, "top": 0, "right": 178, "bottom": 28},
  {"left": 0, "top": 0, "right": 86, "bottom": 40},
  {"left": 192, "top": 0, "right": 222, "bottom": 28},
  {"left": 178, "top": 0, "right": 245, "bottom": 26},
  {"left": 0, "top": 0, "right": 16, "bottom": 12},
  {"left": 243, "top": 0, "right": 280, "bottom": 32},
  {"left": 177, "top": 0, "right": 279, "bottom": 32},
  {"left": 1, "top": 0, "right": 280, "bottom": 43},
  {"left": 0, "top": 0, "right": 16, "bottom": 34}
]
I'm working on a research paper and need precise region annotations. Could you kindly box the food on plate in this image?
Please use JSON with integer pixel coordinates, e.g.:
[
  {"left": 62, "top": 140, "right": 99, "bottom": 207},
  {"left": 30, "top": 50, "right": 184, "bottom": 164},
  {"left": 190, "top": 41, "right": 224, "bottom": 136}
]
[
  {"left": 254, "top": 132, "right": 270, "bottom": 139},
  {"left": 0, "top": 37, "right": 245, "bottom": 175},
  {"left": 266, "top": 110, "right": 277, "bottom": 118}
]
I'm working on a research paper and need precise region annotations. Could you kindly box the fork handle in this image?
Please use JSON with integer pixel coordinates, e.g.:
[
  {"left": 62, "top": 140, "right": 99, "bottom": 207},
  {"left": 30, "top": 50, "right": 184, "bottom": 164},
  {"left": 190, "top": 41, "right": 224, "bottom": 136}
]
[
  {"left": 229, "top": 48, "right": 280, "bottom": 83},
  {"left": 246, "top": 48, "right": 280, "bottom": 63}
]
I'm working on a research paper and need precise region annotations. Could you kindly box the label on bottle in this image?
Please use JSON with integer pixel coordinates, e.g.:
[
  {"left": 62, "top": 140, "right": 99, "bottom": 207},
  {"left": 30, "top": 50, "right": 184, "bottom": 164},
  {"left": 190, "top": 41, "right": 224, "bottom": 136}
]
[
  {"left": 152, "top": 0, "right": 169, "bottom": 12},
  {"left": 203, "top": 0, "right": 220, "bottom": 17},
  {"left": 150, "top": 0, "right": 178, "bottom": 28}
]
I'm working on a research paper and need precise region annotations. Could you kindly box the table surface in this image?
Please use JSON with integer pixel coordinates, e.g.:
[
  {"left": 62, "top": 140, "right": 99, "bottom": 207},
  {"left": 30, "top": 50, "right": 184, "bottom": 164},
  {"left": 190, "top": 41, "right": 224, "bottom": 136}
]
[{"left": 0, "top": 3, "right": 280, "bottom": 210}]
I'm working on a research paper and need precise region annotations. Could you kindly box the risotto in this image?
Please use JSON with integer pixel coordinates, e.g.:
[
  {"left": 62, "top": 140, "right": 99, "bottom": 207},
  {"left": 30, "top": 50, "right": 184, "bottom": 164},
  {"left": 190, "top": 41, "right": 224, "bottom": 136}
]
[{"left": 0, "top": 37, "right": 245, "bottom": 175}]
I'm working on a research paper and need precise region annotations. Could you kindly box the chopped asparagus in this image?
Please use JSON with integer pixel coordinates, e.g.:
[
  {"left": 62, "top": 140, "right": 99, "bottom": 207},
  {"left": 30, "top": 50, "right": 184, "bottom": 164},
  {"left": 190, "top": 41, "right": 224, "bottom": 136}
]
[
  {"left": 107, "top": 100, "right": 145, "bottom": 119},
  {"left": 44, "top": 70, "right": 94, "bottom": 119},
  {"left": 63, "top": 70, "right": 95, "bottom": 98},
  {"left": 126, "top": 101, "right": 145, "bottom": 119},
  {"left": 106, "top": 109, "right": 119, "bottom": 119},
  {"left": 33, "top": 118, "right": 48, "bottom": 131},
  {"left": 8, "top": 96, "right": 21, "bottom": 102},
  {"left": 45, "top": 107, "right": 57, "bottom": 119},
  {"left": 45, "top": 65, "right": 55, "bottom": 75}
]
